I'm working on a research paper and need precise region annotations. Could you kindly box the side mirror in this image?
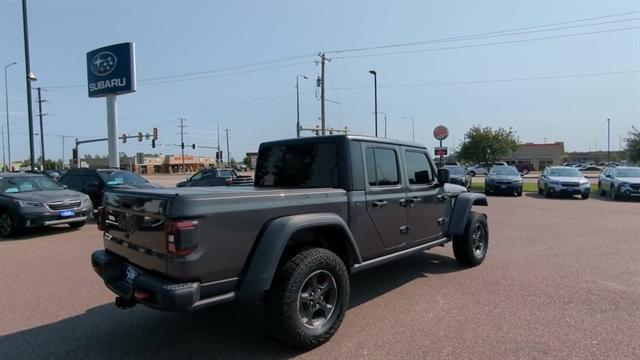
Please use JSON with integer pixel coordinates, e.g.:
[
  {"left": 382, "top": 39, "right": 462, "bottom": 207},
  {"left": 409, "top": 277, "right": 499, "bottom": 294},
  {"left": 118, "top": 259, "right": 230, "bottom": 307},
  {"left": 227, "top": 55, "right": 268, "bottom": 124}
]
[
  {"left": 62, "top": 184, "right": 68, "bottom": 189},
  {"left": 437, "top": 168, "right": 450, "bottom": 186}
]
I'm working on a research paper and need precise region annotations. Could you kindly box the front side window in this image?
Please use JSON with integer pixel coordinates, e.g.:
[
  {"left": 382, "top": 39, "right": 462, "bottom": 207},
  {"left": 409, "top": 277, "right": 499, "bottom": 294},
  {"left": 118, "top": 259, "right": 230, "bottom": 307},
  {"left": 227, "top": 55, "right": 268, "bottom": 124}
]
[
  {"left": 406, "top": 151, "right": 434, "bottom": 185},
  {"left": 190, "top": 172, "right": 203, "bottom": 181},
  {"left": 366, "top": 147, "right": 400, "bottom": 186}
]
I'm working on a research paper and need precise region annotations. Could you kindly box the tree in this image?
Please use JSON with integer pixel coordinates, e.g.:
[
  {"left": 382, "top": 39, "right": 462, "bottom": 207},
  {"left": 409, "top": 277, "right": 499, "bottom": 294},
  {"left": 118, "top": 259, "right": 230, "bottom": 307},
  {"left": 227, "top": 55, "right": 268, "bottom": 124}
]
[
  {"left": 457, "top": 126, "right": 519, "bottom": 166},
  {"left": 243, "top": 156, "right": 251, "bottom": 168},
  {"left": 229, "top": 158, "right": 236, "bottom": 167},
  {"left": 625, "top": 126, "right": 640, "bottom": 163}
]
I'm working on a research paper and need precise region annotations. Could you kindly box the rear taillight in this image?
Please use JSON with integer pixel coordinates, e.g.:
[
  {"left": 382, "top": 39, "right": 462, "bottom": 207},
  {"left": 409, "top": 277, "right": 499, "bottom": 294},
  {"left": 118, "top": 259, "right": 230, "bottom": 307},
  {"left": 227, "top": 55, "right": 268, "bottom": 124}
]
[
  {"left": 165, "top": 220, "right": 198, "bottom": 256},
  {"left": 96, "top": 206, "right": 106, "bottom": 231}
]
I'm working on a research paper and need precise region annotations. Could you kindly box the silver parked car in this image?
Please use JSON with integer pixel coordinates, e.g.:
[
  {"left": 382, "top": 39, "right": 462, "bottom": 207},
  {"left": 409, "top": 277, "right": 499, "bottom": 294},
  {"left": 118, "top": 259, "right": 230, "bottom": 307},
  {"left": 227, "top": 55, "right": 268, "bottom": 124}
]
[
  {"left": 0, "top": 173, "right": 93, "bottom": 237},
  {"left": 538, "top": 166, "right": 591, "bottom": 199},
  {"left": 598, "top": 166, "right": 640, "bottom": 200}
]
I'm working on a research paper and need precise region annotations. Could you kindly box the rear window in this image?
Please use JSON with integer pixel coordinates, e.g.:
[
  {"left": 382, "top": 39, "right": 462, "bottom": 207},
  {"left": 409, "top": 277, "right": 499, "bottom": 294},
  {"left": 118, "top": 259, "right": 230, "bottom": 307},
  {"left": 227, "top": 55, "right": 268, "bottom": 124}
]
[{"left": 255, "top": 142, "right": 339, "bottom": 188}]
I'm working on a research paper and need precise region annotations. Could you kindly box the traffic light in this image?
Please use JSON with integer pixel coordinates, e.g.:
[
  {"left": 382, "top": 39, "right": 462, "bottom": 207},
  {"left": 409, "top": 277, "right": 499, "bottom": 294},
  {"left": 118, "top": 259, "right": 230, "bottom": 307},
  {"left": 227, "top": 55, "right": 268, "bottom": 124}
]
[
  {"left": 72, "top": 148, "right": 78, "bottom": 163},
  {"left": 122, "top": 134, "right": 127, "bottom": 143},
  {"left": 314, "top": 126, "right": 320, "bottom": 136},
  {"left": 191, "top": 144, "right": 196, "bottom": 149},
  {"left": 152, "top": 127, "right": 158, "bottom": 141},
  {"left": 137, "top": 132, "right": 143, "bottom": 142},
  {"left": 145, "top": 133, "right": 150, "bottom": 140},
  {"left": 181, "top": 142, "right": 185, "bottom": 149},
  {"left": 151, "top": 140, "right": 156, "bottom": 149}
]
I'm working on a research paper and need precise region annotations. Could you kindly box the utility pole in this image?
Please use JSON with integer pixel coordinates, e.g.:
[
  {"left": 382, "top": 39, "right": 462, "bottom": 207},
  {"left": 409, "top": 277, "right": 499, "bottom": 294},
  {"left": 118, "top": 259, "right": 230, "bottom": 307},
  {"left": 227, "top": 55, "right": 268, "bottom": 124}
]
[
  {"left": 543, "top": 137, "right": 548, "bottom": 144},
  {"left": 178, "top": 117, "right": 186, "bottom": 173},
  {"left": 296, "top": 75, "right": 307, "bottom": 138},
  {"left": 606, "top": 118, "right": 611, "bottom": 163},
  {"left": 318, "top": 53, "right": 330, "bottom": 135},
  {"left": 225, "top": 128, "right": 230, "bottom": 167},
  {"left": 35, "top": 87, "right": 47, "bottom": 170},
  {"left": 58, "top": 134, "right": 74, "bottom": 169},
  {"left": 21, "top": 0, "right": 36, "bottom": 170}
]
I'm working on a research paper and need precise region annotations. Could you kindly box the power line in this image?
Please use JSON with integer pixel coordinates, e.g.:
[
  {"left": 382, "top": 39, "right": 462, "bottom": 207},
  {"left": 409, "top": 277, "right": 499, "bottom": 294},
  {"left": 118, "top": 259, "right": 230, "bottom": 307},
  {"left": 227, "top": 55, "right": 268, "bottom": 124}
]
[
  {"left": 327, "top": 11, "right": 640, "bottom": 54},
  {"left": 333, "top": 26, "right": 640, "bottom": 60},
  {"left": 44, "top": 57, "right": 314, "bottom": 90},
  {"left": 332, "top": 70, "right": 640, "bottom": 90}
]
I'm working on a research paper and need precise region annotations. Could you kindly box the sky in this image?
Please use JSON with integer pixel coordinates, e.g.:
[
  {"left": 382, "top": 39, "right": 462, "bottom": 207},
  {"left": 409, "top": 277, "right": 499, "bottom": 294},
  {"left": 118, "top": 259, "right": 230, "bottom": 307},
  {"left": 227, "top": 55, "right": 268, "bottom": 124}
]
[{"left": 1, "top": 0, "right": 639, "bottom": 164}]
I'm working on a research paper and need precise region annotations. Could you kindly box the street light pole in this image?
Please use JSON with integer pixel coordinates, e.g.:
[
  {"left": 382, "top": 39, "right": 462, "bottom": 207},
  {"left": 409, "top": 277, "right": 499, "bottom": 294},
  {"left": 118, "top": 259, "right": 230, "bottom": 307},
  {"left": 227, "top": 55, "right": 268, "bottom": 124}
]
[
  {"left": 606, "top": 118, "right": 611, "bottom": 163},
  {"left": 296, "top": 75, "right": 307, "bottom": 138},
  {"left": 4, "top": 62, "right": 17, "bottom": 170},
  {"left": 402, "top": 116, "right": 415, "bottom": 142},
  {"left": 208, "top": 120, "right": 221, "bottom": 167},
  {"left": 369, "top": 70, "right": 377, "bottom": 137},
  {"left": 21, "top": 0, "right": 37, "bottom": 170},
  {"left": 1, "top": 125, "right": 5, "bottom": 171},
  {"left": 378, "top": 112, "right": 388, "bottom": 138}
]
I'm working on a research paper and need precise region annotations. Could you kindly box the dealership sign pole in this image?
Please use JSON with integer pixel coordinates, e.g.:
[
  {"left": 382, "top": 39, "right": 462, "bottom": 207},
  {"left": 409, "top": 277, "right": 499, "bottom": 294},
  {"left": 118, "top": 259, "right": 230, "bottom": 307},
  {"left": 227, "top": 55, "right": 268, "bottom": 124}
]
[
  {"left": 87, "top": 42, "right": 136, "bottom": 168},
  {"left": 433, "top": 125, "right": 449, "bottom": 166}
]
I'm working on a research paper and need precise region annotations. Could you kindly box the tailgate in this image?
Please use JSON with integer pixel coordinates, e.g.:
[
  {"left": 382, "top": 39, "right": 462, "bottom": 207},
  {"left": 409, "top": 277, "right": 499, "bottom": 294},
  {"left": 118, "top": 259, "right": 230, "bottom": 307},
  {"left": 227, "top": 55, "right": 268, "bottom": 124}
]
[{"left": 102, "top": 191, "right": 171, "bottom": 273}]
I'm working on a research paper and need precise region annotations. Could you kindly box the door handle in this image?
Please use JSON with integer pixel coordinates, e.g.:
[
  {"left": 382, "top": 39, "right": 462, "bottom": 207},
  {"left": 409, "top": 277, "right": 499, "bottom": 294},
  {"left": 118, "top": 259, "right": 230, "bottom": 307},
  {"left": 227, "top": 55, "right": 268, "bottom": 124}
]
[
  {"left": 399, "top": 198, "right": 408, "bottom": 207},
  {"left": 372, "top": 200, "right": 388, "bottom": 208},
  {"left": 437, "top": 194, "right": 449, "bottom": 202}
]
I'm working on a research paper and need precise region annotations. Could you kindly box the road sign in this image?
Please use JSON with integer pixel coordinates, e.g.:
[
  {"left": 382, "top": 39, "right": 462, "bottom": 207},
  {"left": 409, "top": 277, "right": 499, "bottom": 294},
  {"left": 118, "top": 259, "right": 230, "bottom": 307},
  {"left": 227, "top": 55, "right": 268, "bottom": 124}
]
[
  {"left": 87, "top": 42, "right": 136, "bottom": 98},
  {"left": 434, "top": 146, "right": 448, "bottom": 156},
  {"left": 433, "top": 125, "right": 449, "bottom": 141}
]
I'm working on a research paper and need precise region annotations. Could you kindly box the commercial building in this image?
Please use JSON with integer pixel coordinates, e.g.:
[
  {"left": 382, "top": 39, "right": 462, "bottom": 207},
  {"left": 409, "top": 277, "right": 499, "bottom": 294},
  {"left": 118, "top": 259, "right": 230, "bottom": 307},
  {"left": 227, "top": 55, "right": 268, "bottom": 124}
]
[
  {"left": 75, "top": 153, "right": 218, "bottom": 174},
  {"left": 503, "top": 142, "right": 565, "bottom": 171}
]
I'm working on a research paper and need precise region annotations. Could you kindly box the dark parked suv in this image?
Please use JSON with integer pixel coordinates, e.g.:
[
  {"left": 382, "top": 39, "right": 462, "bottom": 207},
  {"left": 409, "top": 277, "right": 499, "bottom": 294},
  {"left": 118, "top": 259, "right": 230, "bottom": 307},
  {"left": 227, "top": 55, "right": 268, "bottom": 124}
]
[
  {"left": 176, "top": 168, "right": 253, "bottom": 187},
  {"left": 92, "top": 135, "right": 489, "bottom": 349},
  {"left": 59, "top": 168, "right": 160, "bottom": 207}
]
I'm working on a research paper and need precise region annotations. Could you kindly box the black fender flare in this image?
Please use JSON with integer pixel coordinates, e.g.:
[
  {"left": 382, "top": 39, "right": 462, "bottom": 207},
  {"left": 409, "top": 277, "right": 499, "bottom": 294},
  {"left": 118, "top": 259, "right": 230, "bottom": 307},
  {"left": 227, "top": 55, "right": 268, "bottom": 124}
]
[
  {"left": 240, "top": 213, "right": 362, "bottom": 292},
  {"left": 446, "top": 192, "right": 488, "bottom": 237}
]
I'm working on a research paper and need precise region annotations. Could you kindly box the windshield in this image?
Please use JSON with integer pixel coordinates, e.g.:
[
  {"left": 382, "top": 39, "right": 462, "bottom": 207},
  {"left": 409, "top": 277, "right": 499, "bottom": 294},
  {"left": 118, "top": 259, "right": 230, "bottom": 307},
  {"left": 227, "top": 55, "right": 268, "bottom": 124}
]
[
  {"left": 219, "top": 170, "right": 235, "bottom": 177},
  {"left": 616, "top": 168, "right": 640, "bottom": 177},
  {"left": 98, "top": 170, "right": 148, "bottom": 186},
  {"left": 0, "top": 176, "right": 64, "bottom": 193},
  {"left": 549, "top": 168, "right": 581, "bottom": 177},
  {"left": 444, "top": 166, "right": 465, "bottom": 176},
  {"left": 489, "top": 166, "right": 519, "bottom": 176}
]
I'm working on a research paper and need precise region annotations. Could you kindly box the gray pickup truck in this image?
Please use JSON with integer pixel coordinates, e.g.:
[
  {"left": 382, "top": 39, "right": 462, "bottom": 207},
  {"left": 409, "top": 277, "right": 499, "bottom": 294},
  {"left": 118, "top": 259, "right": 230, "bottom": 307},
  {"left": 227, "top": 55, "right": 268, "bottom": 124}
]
[{"left": 92, "top": 135, "right": 488, "bottom": 349}]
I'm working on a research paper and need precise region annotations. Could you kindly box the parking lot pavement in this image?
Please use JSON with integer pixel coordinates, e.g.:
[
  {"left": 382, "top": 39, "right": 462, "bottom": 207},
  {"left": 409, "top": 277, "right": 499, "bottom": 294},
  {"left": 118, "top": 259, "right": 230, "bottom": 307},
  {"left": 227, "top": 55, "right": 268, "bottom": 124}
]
[{"left": 1, "top": 195, "right": 639, "bottom": 359}]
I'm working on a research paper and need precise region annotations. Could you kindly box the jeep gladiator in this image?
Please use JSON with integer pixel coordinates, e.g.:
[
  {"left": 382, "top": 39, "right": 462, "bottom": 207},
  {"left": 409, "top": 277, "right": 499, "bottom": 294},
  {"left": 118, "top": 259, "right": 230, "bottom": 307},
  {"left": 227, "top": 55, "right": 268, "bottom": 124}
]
[{"left": 92, "top": 135, "right": 489, "bottom": 349}]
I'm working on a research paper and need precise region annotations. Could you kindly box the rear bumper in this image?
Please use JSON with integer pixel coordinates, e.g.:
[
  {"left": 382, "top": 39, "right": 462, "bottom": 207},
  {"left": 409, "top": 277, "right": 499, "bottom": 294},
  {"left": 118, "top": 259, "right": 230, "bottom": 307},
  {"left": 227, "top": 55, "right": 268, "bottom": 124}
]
[{"left": 91, "top": 250, "right": 235, "bottom": 311}]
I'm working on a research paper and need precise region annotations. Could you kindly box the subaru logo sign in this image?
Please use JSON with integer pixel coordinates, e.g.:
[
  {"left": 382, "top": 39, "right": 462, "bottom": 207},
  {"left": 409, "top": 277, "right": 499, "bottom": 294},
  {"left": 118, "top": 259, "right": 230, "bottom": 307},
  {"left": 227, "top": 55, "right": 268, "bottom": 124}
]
[
  {"left": 86, "top": 42, "right": 136, "bottom": 98},
  {"left": 91, "top": 52, "right": 118, "bottom": 76}
]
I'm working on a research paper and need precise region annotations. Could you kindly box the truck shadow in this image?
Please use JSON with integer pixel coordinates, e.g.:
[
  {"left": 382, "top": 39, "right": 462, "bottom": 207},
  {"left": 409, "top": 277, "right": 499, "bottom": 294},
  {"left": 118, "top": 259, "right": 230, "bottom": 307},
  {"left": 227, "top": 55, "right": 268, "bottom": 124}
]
[
  {"left": 0, "top": 224, "right": 90, "bottom": 242},
  {"left": 0, "top": 253, "right": 462, "bottom": 359}
]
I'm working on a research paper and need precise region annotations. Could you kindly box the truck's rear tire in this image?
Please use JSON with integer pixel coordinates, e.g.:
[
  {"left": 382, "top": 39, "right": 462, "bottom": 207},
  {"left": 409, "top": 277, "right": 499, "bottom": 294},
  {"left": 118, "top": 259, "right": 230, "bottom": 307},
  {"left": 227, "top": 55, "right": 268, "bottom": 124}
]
[
  {"left": 452, "top": 212, "right": 488, "bottom": 267},
  {"left": 265, "top": 248, "right": 349, "bottom": 350}
]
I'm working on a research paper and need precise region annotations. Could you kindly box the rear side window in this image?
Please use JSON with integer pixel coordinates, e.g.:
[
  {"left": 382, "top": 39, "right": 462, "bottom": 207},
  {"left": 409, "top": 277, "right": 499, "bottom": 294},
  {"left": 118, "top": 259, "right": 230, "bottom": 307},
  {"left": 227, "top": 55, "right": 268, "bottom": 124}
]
[
  {"left": 366, "top": 147, "right": 400, "bottom": 186},
  {"left": 405, "top": 151, "right": 434, "bottom": 185},
  {"left": 255, "top": 142, "right": 339, "bottom": 188}
]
